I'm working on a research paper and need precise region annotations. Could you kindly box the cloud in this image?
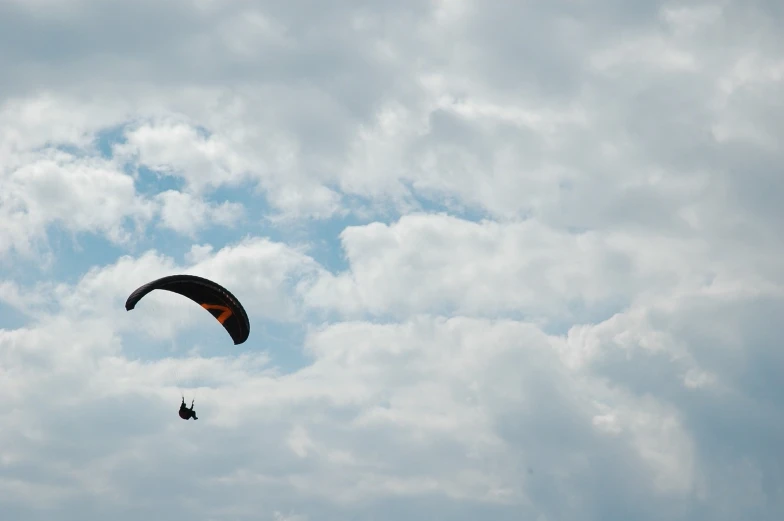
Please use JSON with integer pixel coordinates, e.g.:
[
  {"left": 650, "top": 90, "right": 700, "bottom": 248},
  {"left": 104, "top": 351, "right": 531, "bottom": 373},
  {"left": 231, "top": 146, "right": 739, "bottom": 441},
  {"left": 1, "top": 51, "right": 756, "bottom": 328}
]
[
  {"left": 0, "top": 0, "right": 782, "bottom": 520},
  {"left": 303, "top": 212, "right": 720, "bottom": 328},
  {"left": 0, "top": 149, "right": 156, "bottom": 256},
  {"left": 116, "top": 121, "right": 255, "bottom": 194},
  {"left": 39, "top": 237, "right": 322, "bottom": 340},
  {"left": 155, "top": 190, "right": 245, "bottom": 237}
]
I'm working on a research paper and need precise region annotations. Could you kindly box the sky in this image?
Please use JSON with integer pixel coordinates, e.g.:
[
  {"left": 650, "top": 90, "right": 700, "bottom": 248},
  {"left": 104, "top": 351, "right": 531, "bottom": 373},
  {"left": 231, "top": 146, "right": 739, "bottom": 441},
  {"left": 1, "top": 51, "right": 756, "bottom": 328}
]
[{"left": 0, "top": 0, "right": 783, "bottom": 519}]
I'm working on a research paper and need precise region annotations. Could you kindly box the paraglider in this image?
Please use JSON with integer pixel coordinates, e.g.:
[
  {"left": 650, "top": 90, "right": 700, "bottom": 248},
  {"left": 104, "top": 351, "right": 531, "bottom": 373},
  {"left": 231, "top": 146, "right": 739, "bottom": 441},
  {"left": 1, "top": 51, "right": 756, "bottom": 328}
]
[
  {"left": 124, "top": 274, "right": 250, "bottom": 344},
  {"left": 179, "top": 397, "right": 198, "bottom": 420},
  {"left": 125, "top": 274, "right": 251, "bottom": 422}
]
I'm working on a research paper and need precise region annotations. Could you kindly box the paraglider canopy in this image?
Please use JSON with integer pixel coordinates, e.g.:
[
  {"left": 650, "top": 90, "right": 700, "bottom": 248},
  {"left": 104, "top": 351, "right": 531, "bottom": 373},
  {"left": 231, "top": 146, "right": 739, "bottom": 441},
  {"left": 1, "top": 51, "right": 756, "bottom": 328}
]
[{"left": 125, "top": 274, "right": 250, "bottom": 345}]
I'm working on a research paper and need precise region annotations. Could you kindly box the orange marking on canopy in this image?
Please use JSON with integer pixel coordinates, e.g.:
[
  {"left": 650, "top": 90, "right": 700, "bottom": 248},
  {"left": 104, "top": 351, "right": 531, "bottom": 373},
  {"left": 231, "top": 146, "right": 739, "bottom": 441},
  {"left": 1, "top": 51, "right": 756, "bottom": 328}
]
[{"left": 200, "top": 303, "right": 234, "bottom": 324}]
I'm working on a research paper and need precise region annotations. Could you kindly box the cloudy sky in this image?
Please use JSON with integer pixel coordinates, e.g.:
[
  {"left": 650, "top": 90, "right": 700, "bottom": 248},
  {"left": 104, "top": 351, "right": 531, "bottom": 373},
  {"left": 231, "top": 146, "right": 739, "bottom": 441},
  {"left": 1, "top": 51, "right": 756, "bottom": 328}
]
[{"left": 1, "top": 0, "right": 783, "bottom": 519}]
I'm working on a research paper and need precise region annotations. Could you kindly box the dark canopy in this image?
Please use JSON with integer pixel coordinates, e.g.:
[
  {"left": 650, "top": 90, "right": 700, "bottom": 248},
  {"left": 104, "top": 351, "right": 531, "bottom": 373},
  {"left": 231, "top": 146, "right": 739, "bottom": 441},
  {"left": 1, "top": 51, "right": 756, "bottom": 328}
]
[{"left": 125, "top": 274, "right": 250, "bottom": 345}]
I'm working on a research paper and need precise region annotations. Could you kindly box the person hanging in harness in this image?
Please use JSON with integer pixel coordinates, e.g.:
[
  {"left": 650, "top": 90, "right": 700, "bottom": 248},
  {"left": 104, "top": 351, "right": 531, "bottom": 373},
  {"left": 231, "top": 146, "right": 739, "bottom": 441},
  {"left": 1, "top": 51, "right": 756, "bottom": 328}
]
[{"left": 179, "top": 396, "right": 198, "bottom": 420}]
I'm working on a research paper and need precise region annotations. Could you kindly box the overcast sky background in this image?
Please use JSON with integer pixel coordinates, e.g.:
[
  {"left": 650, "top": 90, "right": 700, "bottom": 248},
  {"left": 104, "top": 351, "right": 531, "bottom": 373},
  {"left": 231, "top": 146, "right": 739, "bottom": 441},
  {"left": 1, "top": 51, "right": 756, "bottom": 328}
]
[{"left": 0, "top": 1, "right": 782, "bottom": 520}]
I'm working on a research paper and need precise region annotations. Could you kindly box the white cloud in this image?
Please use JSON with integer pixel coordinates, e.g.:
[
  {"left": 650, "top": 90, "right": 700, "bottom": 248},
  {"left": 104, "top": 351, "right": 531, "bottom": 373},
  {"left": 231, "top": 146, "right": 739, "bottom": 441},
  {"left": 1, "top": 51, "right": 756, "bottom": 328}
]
[
  {"left": 116, "top": 120, "right": 255, "bottom": 194},
  {"left": 155, "top": 189, "right": 245, "bottom": 236},
  {"left": 0, "top": 149, "right": 155, "bottom": 256},
  {"left": 303, "top": 213, "right": 717, "bottom": 326},
  {"left": 35, "top": 237, "right": 323, "bottom": 343},
  {"left": 0, "top": 94, "right": 130, "bottom": 155}
]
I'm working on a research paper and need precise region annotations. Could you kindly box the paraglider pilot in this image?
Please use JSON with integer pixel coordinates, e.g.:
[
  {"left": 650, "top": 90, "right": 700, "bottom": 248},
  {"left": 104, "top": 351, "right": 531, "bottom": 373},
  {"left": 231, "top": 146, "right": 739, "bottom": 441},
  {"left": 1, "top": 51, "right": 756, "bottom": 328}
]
[{"left": 179, "top": 397, "right": 198, "bottom": 420}]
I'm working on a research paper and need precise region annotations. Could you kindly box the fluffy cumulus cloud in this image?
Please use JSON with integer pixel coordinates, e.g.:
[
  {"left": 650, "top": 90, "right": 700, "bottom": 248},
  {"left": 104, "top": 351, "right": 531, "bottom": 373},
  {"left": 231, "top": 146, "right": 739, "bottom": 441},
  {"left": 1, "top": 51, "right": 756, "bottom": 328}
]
[{"left": 0, "top": 0, "right": 782, "bottom": 520}]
